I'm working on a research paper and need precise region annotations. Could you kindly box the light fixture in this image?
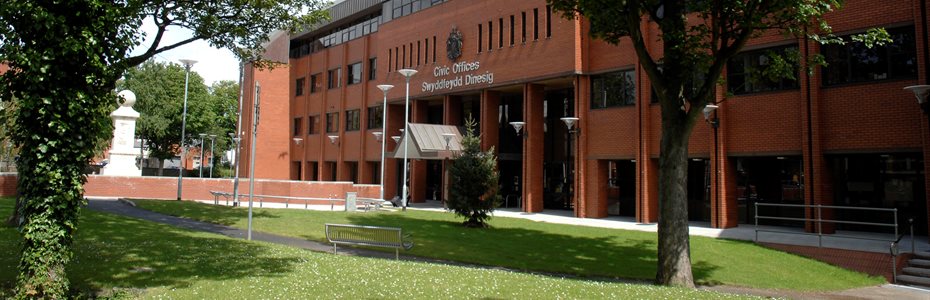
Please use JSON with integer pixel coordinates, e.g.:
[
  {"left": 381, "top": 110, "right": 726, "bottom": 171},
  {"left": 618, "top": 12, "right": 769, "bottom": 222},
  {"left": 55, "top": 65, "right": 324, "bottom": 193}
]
[
  {"left": 904, "top": 85, "right": 930, "bottom": 114},
  {"left": 293, "top": 137, "right": 303, "bottom": 145},
  {"left": 177, "top": 58, "right": 197, "bottom": 200},
  {"left": 391, "top": 135, "right": 401, "bottom": 143},
  {"left": 509, "top": 121, "right": 526, "bottom": 136},
  {"left": 398, "top": 69, "right": 417, "bottom": 212},
  {"left": 376, "top": 84, "right": 393, "bottom": 202},
  {"left": 372, "top": 131, "right": 383, "bottom": 141},
  {"left": 328, "top": 135, "right": 339, "bottom": 145},
  {"left": 560, "top": 117, "right": 579, "bottom": 134},
  {"left": 703, "top": 104, "right": 719, "bottom": 128},
  {"left": 441, "top": 133, "right": 455, "bottom": 150}
]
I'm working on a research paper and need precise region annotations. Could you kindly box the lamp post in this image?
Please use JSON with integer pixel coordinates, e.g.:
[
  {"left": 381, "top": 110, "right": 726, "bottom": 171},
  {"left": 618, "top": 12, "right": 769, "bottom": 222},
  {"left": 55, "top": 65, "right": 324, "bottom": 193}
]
[
  {"left": 397, "top": 69, "right": 418, "bottom": 211},
  {"left": 247, "top": 82, "right": 261, "bottom": 240},
  {"left": 560, "top": 117, "right": 579, "bottom": 211},
  {"left": 198, "top": 133, "right": 207, "bottom": 177},
  {"left": 376, "top": 84, "right": 394, "bottom": 201},
  {"left": 208, "top": 134, "right": 217, "bottom": 178},
  {"left": 229, "top": 132, "right": 241, "bottom": 206},
  {"left": 177, "top": 58, "right": 197, "bottom": 200},
  {"left": 703, "top": 104, "right": 720, "bottom": 227}
]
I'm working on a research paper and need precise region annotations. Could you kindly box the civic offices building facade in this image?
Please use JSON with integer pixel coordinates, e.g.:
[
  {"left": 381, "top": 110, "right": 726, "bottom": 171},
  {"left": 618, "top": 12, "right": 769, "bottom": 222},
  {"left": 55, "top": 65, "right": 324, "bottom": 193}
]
[{"left": 251, "top": 0, "right": 930, "bottom": 233}]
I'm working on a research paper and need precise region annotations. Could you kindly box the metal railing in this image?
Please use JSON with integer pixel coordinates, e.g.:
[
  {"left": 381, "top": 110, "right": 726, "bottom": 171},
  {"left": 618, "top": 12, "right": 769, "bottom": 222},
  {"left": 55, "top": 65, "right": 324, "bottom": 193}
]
[
  {"left": 209, "top": 191, "right": 389, "bottom": 211},
  {"left": 754, "top": 203, "right": 899, "bottom": 247},
  {"left": 753, "top": 203, "right": 914, "bottom": 284}
]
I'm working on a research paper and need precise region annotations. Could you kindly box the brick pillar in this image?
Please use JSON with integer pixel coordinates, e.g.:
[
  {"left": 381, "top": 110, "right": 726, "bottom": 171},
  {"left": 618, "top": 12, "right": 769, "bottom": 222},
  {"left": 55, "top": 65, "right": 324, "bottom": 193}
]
[
  {"left": 480, "top": 90, "right": 500, "bottom": 152},
  {"left": 802, "top": 39, "right": 835, "bottom": 234},
  {"left": 443, "top": 95, "right": 462, "bottom": 203},
  {"left": 409, "top": 100, "right": 429, "bottom": 203},
  {"left": 640, "top": 159, "right": 659, "bottom": 223},
  {"left": 584, "top": 159, "right": 608, "bottom": 218},
  {"left": 523, "top": 84, "right": 545, "bottom": 212}
]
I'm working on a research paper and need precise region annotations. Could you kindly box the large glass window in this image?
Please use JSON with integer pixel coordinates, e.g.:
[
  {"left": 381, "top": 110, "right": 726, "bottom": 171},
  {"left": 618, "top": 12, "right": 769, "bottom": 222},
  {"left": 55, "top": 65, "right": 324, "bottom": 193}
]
[
  {"left": 727, "top": 45, "right": 799, "bottom": 95},
  {"left": 591, "top": 70, "right": 636, "bottom": 108},
  {"left": 345, "top": 110, "right": 360, "bottom": 131},
  {"left": 367, "top": 106, "right": 383, "bottom": 129},
  {"left": 310, "top": 74, "right": 321, "bottom": 93},
  {"left": 822, "top": 26, "right": 917, "bottom": 86},
  {"left": 347, "top": 63, "right": 362, "bottom": 85},
  {"left": 295, "top": 77, "right": 305, "bottom": 96},
  {"left": 327, "top": 68, "right": 341, "bottom": 89},
  {"left": 326, "top": 112, "right": 339, "bottom": 133}
]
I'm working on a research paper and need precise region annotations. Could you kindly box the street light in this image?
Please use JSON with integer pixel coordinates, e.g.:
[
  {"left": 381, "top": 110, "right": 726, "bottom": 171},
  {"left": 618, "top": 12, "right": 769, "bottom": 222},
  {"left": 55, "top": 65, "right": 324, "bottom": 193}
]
[
  {"left": 198, "top": 133, "right": 207, "bottom": 177},
  {"left": 177, "top": 58, "right": 197, "bottom": 201},
  {"left": 376, "top": 84, "right": 394, "bottom": 201},
  {"left": 560, "top": 117, "right": 580, "bottom": 212},
  {"left": 397, "top": 69, "right": 418, "bottom": 211},
  {"left": 703, "top": 104, "right": 721, "bottom": 227},
  {"left": 208, "top": 134, "right": 217, "bottom": 178},
  {"left": 229, "top": 132, "right": 242, "bottom": 206}
]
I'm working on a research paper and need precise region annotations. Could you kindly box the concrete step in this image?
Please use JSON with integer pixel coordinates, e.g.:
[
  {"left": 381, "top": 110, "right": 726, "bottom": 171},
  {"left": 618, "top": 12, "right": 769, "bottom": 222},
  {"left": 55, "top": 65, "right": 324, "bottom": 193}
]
[
  {"left": 912, "top": 252, "right": 930, "bottom": 260},
  {"left": 897, "top": 275, "right": 930, "bottom": 288},
  {"left": 903, "top": 267, "right": 930, "bottom": 277},
  {"left": 909, "top": 259, "right": 930, "bottom": 268}
]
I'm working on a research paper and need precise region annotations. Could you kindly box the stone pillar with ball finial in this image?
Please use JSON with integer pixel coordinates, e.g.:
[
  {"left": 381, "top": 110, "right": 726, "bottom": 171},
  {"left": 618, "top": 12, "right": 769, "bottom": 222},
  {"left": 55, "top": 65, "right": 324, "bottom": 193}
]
[{"left": 102, "top": 90, "right": 142, "bottom": 176}]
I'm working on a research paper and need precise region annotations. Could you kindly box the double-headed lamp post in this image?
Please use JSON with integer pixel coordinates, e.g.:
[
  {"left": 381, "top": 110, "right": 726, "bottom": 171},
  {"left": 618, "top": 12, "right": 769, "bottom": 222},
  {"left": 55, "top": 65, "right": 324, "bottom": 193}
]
[
  {"left": 177, "top": 58, "right": 197, "bottom": 201},
  {"left": 376, "top": 84, "right": 394, "bottom": 201},
  {"left": 397, "top": 69, "right": 418, "bottom": 211}
]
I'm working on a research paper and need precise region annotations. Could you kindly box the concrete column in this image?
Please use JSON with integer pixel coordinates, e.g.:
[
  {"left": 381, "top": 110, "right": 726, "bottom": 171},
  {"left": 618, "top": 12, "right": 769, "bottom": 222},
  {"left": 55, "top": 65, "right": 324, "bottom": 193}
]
[
  {"left": 480, "top": 90, "right": 500, "bottom": 152},
  {"left": 523, "top": 84, "right": 545, "bottom": 212},
  {"left": 409, "top": 100, "right": 429, "bottom": 203}
]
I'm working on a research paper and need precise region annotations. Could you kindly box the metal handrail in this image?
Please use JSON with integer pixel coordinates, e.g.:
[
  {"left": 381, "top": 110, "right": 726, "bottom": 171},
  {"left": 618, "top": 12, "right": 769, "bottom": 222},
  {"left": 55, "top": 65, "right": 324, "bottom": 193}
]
[
  {"left": 889, "top": 218, "right": 915, "bottom": 284},
  {"left": 209, "top": 190, "right": 345, "bottom": 210},
  {"left": 754, "top": 203, "right": 899, "bottom": 248}
]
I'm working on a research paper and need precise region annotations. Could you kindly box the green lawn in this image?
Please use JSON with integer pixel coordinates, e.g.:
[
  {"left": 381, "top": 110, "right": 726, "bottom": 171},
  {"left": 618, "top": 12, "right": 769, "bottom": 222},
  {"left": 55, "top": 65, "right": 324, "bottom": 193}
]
[
  {"left": 0, "top": 199, "right": 755, "bottom": 299},
  {"left": 134, "top": 200, "right": 885, "bottom": 291}
]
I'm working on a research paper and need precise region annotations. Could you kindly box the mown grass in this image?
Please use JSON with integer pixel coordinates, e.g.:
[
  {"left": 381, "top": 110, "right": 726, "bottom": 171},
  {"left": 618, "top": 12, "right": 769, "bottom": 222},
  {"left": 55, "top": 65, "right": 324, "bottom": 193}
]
[
  {"left": 134, "top": 199, "right": 886, "bottom": 291},
  {"left": 0, "top": 198, "right": 757, "bottom": 299}
]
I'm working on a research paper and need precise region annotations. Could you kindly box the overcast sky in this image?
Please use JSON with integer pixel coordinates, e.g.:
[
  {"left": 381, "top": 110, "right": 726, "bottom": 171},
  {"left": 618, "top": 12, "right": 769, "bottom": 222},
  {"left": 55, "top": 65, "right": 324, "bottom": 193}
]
[{"left": 130, "top": 18, "right": 240, "bottom": 85}]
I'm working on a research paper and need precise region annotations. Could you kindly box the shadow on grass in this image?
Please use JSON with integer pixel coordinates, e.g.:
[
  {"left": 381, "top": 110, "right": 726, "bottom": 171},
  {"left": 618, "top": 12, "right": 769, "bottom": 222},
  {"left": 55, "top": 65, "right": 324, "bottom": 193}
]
[
  {"left": 332, "top": 212, "right": 720, "bottom": 284},
  {"left": 0, "top": 208, "right": 302, "bottom": 295}
]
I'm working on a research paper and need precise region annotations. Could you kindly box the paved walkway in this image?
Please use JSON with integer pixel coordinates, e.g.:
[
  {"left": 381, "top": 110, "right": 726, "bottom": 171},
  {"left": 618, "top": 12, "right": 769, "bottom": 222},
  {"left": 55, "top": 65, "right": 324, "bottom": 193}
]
[{"left": 89, "top": 197, "right": 930, "bottom": 299}]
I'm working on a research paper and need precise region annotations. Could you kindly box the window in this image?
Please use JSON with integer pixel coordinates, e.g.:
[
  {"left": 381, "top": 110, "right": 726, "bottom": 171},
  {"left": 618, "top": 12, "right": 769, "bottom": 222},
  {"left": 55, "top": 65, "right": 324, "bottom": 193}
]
[
  {"left": 727, "top": 45, "right": 799, "bottom": 94},
  {"left": 308, "top": 115, "right": 319, "bottom": 134},
  {"left": 488, "top": 21, "right": 493, "bottom": 51},
  {"left": 433, "top": 36, "right": 437, "bottom": 62},
  {"left": 327, "top": 68, "right": 341, "bottom": 89},
  {"left": 368, "top": 58, "right": 377, "bottom": 80},
  {"left": 478, "top": 24, "right": 483, "bottom": 53},
  {"left": 822, "top": 26, "right": 916, "bottom": 86},
  {"left": 388, "top": 49, "right": 393, "bottom": 72},
  {"left": 510, "top": 15, "right": 515, "bottom": 46},
  {"left": 546, "top": 5, "right": 552, "bottom": 38},
  {"left": 498, "top": 18, "right": 504, "bottom": 48},
  {"left": 651, "top": 65, "right": 705, "bottom": 103},
  {"left": 521, "top": 12, "right": 527, "bottom": 43},
  {"left": 409, "top": 43, "right": 413, "bottom": 67},
  {"left": 293, "top": 117, "right": 302, "bottom": 136},
  {"left": 295, "top": 77, "right": 305, "bottom": 96},
  {"left": 347, "top": 62, "right": 362, "bottom": 85},
  {"left": 394, "top": 47, "right": 399, "bottom": 70},
  {"left": 345, "top": 109, "right": 360, "bottom": 131},
  {"left": 368, "top": 106, "right": 383, "bottom": 129},
  {"left": 591, "top": 70, "right": 636, "bottom": 108},
  {"left": 402, "top": 44, "right": 406, "bottom": 68},
  {"left": 310, "top": 74, "right": 321, "bottom": 93},
  {"left": 326, "top": 112, "right": 339, "bottom": 133},
  {"left": 533, "top": 8, "right": 539, "bottom": 41},
  {"left": 417, "top": 41, "right": 421, "bottom": 66},
  {"left": 424, "top": 38, "right": 429, "bottom": 65}
]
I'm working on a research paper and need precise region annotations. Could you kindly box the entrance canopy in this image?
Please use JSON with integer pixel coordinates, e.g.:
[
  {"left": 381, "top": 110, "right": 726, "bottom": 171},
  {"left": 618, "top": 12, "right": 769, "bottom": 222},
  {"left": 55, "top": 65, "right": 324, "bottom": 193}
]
[{"left": 389, "top": 123, "right": 464, "bottom": 160}]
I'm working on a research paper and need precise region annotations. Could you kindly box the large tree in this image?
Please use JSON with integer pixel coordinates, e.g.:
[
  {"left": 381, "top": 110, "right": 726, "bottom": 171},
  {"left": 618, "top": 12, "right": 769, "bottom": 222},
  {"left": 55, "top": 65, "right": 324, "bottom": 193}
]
[
  {"left": 548, "top": 0, "right": 884, "bottom": 287},
  {"left": 120, "top": 60, "right": 213, "bottom": 175},
  {"left": 0, "top": 0, "right": 326, "bottom": 297}
]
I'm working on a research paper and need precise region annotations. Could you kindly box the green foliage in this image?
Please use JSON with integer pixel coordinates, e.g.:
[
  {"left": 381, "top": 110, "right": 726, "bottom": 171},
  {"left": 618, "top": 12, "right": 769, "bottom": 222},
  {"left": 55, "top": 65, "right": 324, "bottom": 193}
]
[
  {"left": 0, "top": 1, "right": 136, "bottom": 297},
  {"left": 447, "top": 119, "right": 501, "bottom": 228},
  {"left": 0, "top": 0, "right": 327, "bottom": 297}
]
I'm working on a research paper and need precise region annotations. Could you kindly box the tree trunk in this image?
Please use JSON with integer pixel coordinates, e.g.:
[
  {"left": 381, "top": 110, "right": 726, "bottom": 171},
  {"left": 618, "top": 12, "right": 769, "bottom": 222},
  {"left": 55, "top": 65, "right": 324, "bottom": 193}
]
[
  {"left": 157, "top": 158, "right": 164, "bottom": 176},
  {"left": 655, "top": 112, "right": 696, "bottom": 288}
]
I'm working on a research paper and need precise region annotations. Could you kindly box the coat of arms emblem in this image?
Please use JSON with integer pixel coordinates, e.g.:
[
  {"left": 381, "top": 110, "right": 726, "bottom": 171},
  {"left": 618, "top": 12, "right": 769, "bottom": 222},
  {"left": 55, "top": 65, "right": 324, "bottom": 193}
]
[{"left": 446, "top": 27, "right": 463, "bottom": 61}]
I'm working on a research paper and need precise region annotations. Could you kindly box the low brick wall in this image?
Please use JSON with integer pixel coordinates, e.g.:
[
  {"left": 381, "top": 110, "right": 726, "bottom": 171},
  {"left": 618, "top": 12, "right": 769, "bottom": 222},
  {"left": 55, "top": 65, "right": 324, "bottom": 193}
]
[
  {"left": 762, "top": 242, "right": 910, "bottom": 282},
  {"left": 0, "top": 173, "right": 380, "bottom": 202}
]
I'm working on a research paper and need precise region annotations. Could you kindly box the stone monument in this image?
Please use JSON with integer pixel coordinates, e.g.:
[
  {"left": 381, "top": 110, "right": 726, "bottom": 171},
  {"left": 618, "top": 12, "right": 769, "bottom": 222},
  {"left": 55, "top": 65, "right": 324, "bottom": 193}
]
[{"left": 102, "top": 90, "right": 142, "bottom": 176}]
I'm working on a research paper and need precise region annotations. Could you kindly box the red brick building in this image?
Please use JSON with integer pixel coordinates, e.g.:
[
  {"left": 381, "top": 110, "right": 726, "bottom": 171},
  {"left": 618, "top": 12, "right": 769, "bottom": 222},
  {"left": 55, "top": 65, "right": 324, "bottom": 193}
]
[{"left": 242, "top": 0, "right": 930, "bottom": 234}]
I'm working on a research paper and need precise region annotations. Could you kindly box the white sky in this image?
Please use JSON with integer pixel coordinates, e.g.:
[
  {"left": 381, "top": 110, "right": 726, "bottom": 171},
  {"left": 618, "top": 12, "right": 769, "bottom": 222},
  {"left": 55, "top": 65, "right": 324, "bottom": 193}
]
[{"left": 130, "top": 18, "right": 240, "bottom": 85}]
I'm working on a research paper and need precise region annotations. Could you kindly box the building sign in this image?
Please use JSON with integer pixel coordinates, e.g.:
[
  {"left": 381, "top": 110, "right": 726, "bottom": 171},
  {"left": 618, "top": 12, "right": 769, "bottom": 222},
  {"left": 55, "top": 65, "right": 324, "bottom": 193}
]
[{"left": 422, "top": 61, "right": 495, "bottom": 92}]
